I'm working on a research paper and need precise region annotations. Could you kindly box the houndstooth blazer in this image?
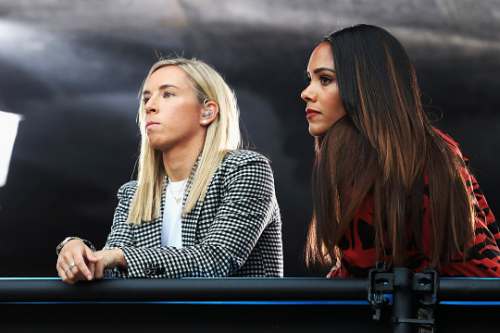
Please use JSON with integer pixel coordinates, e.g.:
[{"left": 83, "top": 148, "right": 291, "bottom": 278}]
[{"left": 92, "top": 150, "right": 283, "bottom": 278}]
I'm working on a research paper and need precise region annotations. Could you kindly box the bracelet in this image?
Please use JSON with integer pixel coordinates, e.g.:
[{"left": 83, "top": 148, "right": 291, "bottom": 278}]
[{"left": 55, "top": 236, "right": 84, "bottom": 256}]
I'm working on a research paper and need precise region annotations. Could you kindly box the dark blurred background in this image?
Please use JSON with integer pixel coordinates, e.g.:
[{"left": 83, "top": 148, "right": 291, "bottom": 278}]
[{"left": 0, "top": 0, "right": 498, "bottom": 277}]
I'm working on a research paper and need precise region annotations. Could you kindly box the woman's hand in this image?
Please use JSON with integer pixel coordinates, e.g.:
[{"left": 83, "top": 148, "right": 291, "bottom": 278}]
[
  {"left": 93, "top": 249, "right": 127, "bottom": 279},
  {"left": 56, "top": 239, "right": 99, "bottom": 284}
]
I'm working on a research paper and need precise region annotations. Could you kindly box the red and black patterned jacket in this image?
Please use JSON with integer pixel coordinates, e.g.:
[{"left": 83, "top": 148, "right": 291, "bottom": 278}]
[{"left": 328, "top": 130, "right": 500, "bottom": 278}]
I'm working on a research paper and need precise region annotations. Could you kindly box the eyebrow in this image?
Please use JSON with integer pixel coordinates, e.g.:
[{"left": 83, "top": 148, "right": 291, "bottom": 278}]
[
  {"left": 142, "top": 84, "right": 179, "bottom": 95},
  {"left": 313, "top": 67, "right": 336, "bottom": 74}
]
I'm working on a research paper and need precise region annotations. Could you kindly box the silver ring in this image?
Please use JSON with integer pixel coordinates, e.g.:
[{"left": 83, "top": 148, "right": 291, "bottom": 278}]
[{"left": 65, "top": 262, "right": 76, "bottom": 274}]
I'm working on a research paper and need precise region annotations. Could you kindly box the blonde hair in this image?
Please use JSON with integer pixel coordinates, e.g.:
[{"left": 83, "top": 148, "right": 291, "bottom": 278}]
[{"left": 127, "top": 57, "right": 241, "bottom": 225}]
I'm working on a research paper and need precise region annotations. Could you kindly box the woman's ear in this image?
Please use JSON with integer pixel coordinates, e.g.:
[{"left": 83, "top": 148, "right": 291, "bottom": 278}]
[{"left": 200, "top": 99, "right": 219, "bottom": 126}]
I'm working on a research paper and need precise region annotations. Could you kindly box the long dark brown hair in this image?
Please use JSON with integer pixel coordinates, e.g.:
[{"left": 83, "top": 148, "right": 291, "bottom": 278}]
[{"left": 306, "top": 24, "right": 474, "bottom": 269}]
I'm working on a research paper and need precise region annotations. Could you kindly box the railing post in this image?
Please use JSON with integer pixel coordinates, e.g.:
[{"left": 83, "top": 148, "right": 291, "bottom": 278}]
[
  {"left": 369, "top": 263, "right": 437, "bottom": 332},
  {"left": 392, "top": 268, "right": 415, "bottom": 333}
]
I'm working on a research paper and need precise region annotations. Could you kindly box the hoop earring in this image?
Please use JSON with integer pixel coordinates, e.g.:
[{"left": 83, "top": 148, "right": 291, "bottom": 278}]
[{"left": 203, "top": 99, "right": 213, "bottom": 117}]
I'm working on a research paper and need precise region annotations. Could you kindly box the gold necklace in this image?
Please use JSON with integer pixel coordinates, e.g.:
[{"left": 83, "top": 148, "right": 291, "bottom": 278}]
[{"left": 168, "top": 179, "right": 187, "bottom": 203}]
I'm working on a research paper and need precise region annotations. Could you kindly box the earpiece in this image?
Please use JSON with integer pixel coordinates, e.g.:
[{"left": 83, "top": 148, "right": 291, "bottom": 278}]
[{"left": 203, "top": 99, "right": 213, "bottom": 117}]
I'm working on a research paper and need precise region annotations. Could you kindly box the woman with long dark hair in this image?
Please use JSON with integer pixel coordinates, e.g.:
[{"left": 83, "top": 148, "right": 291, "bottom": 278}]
[{"left": 302, "top": 24, "right": 500, "bottom": 277}]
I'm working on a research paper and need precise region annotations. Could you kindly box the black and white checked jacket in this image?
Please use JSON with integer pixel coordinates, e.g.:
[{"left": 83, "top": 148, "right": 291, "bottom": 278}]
[{"left": 93, "top": 150, "right": 283, "bottom": 278}]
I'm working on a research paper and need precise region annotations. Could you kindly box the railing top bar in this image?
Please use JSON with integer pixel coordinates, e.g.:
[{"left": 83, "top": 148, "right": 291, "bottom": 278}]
[
  {"left": 1, "top": 276, "right": 499, "bottom": 281},
  {"left": 1, "top": 277, "right": 500, "bottom": 303},
  {"left": 0, "top": 278, "right": 368, "bottom": 303}
]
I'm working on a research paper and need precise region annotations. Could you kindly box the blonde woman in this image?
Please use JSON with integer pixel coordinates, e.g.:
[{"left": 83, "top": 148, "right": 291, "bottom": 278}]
[{"left": 56, "top": 57, "right": 283, "bottom": 283}]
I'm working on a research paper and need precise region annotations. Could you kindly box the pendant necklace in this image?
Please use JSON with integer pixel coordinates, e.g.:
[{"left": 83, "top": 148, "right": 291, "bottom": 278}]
[{"left": 168, "top": 179, "right": 188, "bottom": 204}]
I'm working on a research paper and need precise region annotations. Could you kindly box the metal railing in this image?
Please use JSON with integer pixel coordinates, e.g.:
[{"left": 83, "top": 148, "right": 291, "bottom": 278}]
[{"left": 2, "top": 265, "right": 500, "bottom": 332}]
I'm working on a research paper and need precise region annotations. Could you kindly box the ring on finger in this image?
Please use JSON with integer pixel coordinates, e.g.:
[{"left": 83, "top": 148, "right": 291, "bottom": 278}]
[{"left": 64, "top": 262, "right": 76, "bottom": 274}]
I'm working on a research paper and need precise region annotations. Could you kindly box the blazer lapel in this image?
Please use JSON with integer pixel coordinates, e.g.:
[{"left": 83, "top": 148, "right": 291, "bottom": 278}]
[
  {"left": 149, "top": 175, "right": 167, "bottom": 248},
  {"left": 182, "top": 198, "right": 202, "bottom": 247},
  {"left": 181, "top": 154, "right": 203, "bottom": 247}
]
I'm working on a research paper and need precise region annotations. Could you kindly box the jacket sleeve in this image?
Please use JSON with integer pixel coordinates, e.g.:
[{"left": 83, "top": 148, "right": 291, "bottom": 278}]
[
  {"left": 439, "top": 136, "right": 500, "bottom": 277},
  {"left": 116, "top": 153, "right": 279, "bottom": 278}
]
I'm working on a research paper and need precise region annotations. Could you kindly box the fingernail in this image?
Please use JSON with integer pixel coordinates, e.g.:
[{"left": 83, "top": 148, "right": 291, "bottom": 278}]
[{"left": 87, "top": 275, "right": 92, "bottom": 280}]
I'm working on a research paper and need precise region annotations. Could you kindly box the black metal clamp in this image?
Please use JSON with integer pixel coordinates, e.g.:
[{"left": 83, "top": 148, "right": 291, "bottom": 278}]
[
  {"left": 368, "top": 261, "right": 393, "bottom": 321},
  {"left": 368, "top": 262, "right": 439, "bottom": 333}
]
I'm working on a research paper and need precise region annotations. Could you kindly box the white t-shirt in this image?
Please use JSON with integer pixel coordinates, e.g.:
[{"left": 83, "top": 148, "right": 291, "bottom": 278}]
[{"left": 161, "top": 178, "right": 187, "bottom": 248}]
